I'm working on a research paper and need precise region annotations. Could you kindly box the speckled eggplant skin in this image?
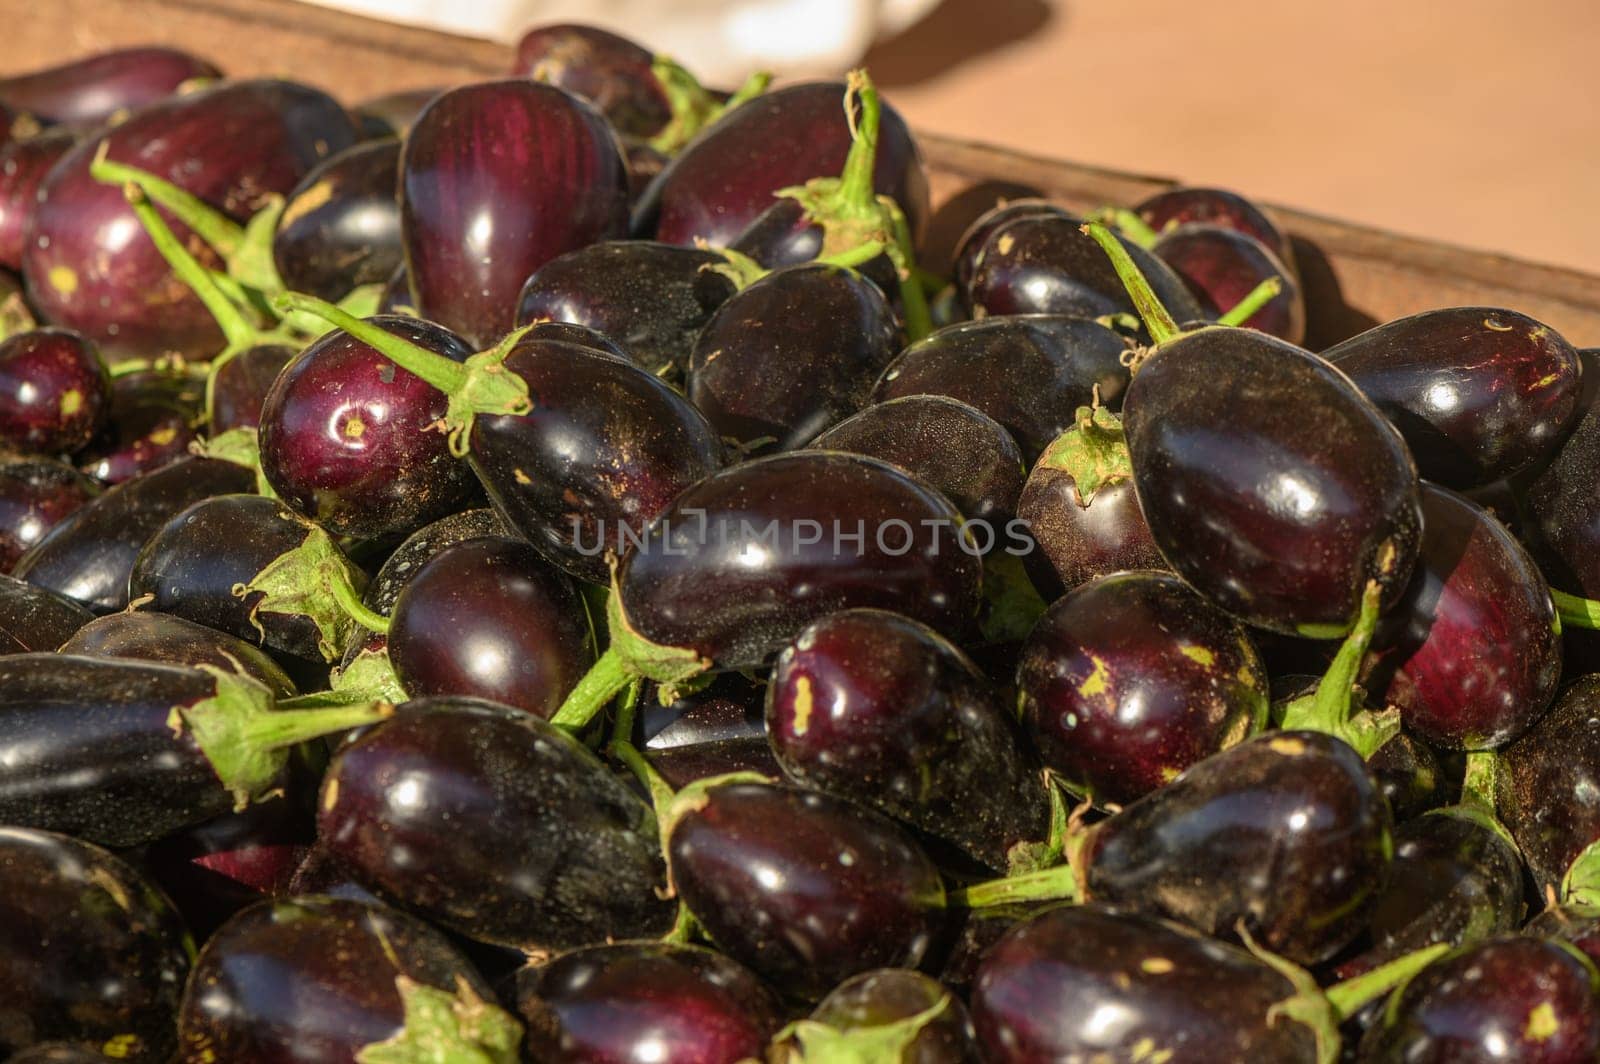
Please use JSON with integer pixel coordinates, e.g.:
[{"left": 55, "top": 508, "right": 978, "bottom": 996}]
[
  {"left": 667, "top": 780, "right": 945, "bottom": 1000},
  {"left": 0, "top": 827, "right": 193, "bottom": 1062},
  {"left": 400, "top": 80, "right": 629, "bottom": 346},
  {"left": 1153, "top": 224, "right": 1305, "bottom": 342},
  {"left": 1358, "top": 937, "right": 1600, "bottom": 1062},
  {"left": 0, "top": 129, "right": 75, "bottom": 271},
  {"left": 872, "top": 315, "right": 1132, "bottom": 461},
  {"left": 690, "top": 264, "right": 900, "bottom": 454},
  {"left": 0, "top": 572, "right": 90, "bottom": 652},
  {"left": 633, "top": 81, "right": 927, "bottom": 249},
  {"left": 515, "top": 239, "right": 735, "bottom": 375},
  {"left": 468, "top": 338, "right": 724, "bottom": 584},
  {"left": 24, "top": 80, "right": 355, "bottom": 359},
  {"left": 1496, "top": 676, "right": 1600, "bottom": 891},
  {"left": 1526, "top": 398, "right": 1600, "bottom": 597},
  {"left": 1018, "top": 570, "right": 1268, "bottom": 810},
  {"left": 516, "top": 942, "right": 783, "bottom": 1064},
  {"left": 177, "top": 895, "right": 493, "bottom": 1064},
  {"left": 1017, "top": 448, "right": 1163, "bottom": 598},
  {"left": 1528, "top": 907, "right": 1600, "bottom": 968},
  {"left": 272, "top": 138, "right": 403, "bottom": 302},
  {"left": 951, "top": 200, "right": 1070, "bottom": 295},
  {"left": 61, "top": 611, "right": 297, "bottom": 699},
  {"left": 619, "top": 451, "right": 982, "bottom": 668},
  {"left": 1123, "top": 326, "right": 1423, "bottom": 637},
  {"left": 1326, "top": 307, "right": 1580, "bottom": 488},
  {"left": 0, "top": 457, "right": 96, "bottom": 570},
  {"left": 1084, "top": 730, "right": 1393, "bottom": 965},
  {"left": 767, "top": 608, "right": 1050, "bottom": 870},
  {"left": 317, "top": 698, "right": 674, "bottom": 950},
  {"left": 364, "top": 507, "right": 510, "bottom": 615},
  {"left": 0, "top": 329, "right": 108, "bottom": 454},
  {"left": 12, "top": 457, "right": 253, "bottom": 612},
  {"left": 1360, "top": 484, "right": 1560, "bottom": 750},
  {"left": 971, "top": 905, "right": 1319, "bottom": 1063},
  {"left": 77, "top": 371, "right": 198, "bottom": 486},
  {"left": 0, "top": 46, "right": 219, "bottom": 127}
]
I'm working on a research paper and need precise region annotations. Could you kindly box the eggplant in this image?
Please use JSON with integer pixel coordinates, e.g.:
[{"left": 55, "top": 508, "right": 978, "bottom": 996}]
[
  {"left": 272, "top": 138, "right": 403, "bottom": 302},
  {"left": 0, "top": 46, "right": 219, "bottom": 127},
  {"left": 60, "top": 610, "right": 298, "bottom": 698},
  {"left": 0, "top": 572, "right": 90, "bottom": 652}
]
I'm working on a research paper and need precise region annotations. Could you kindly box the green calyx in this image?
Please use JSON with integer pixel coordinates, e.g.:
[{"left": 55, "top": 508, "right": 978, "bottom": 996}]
[
  {"left": 1276, "top": 581, "right": 1400, "bottom": 760},
  {"left": 178, "top": 663, "right": 394, "bottom": 810},
  {"left": 978, "top": 549, "right": 1047, "bottom": 647},
  {"left": 1236, "top": 925, "right": 1340, "bottom": 1064},
  {"left": 950, "top": 825, "right": 1090, "bottom": 908},
  {"left": 1004, "top": 773, "right": 1072, "bottom": 875},
  {"left": 659, "top": 770, "right": 777, "bottom": 854},
  {"left": 192, "top": 426, "right": 275, "bottom": 498},
  {"left": 232, "top": 517, "right": 368, "bottom": 662},
  {"left": 1562, "top": 836, "right": 1600, "bottom": 909},
  {"left": 1038, "top": 405, "right": 1133, "bottom": 504},
  {"left": 0, "top": 282, "right": 35, "bottom": 340},
  {"left": 648, "top": 59, "right": 772, "bottom": 155},
  {"left": 774, "top": 997, "right": 953, "bottom": 1064},
  {"left": 330, "top": 641, "right": 409, "bottom": 706},
  {"left": 549, "top": 586, "right": 709, "bottom": 733},
  {"left": 1092, "top": 206, "right": 1161, "bottom": 249},
  {"left": 355, "top": 976, "right": 523, "bottom": 1064}
]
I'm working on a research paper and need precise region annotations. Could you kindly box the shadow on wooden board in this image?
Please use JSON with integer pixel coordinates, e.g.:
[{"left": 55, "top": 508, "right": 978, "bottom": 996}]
[{"left": 864, "top": 0, "right": 1055, "bottom": 87}]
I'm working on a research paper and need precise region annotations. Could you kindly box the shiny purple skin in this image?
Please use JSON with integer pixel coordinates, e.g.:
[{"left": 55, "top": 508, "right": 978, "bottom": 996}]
[
  {"left": 1018, "top": 570, "right": 1267, "bottom": 809},
  {"left": 1084, "top": 730, "right": 1393, "bottom": 964},
  {"left": 0, "top": 46, "right": 219, "bottom": 127},
  {"left": 401, "top": 80, "right": 629, "bottom": 346},
  {"left": 964, "top": 212, "right": 1207, "bottom": 324},
  {"left": 971, "top": 905, "right": 1318, "bottom": 1063},
  {"left": 1124, "top": 326, "right": 1423, "bottom": 637},
  {"left": 511, "top": 23, "right": 671, "bottom": 139},
  {"left": 1326, "top": 308, "right": 1581, "bottom": 488},
  {"left": 61, "top": 610, "right": 296, "bottom": 698},
  {"left": 259, "top": 315, "right": 479, "bottom": 539},
  {"left": 467, "top": 338, "right": 725, "bottom": 584},
  {"left": 177, "top": 895, "right": 495, "bottom": 1064},
  {"left": 388, "top": 536, "right": 593, "bottom": 718},
  {"left": 728, "top": 198, "right": 901, "bottom": 301},
  {"left": 272, "top": 138, "right": 402, "bottom": 302},
  {"left": 524, "top": 318, "right": 631, "bottom": 360},
  {"left": 667, "top": 780, "right": 945, "bottom": 1000},
  {"left": 802, "top": 969, "right": 982, "bottom": 1064},
  {"left": 1367, "top": 731, "right": 1459, "bottom": 822},
  {"left": 1134, "top": 186, "right": 1295, "bottom": 269},
  {"left": 24, "top": 80, "right": 356, "bottom": 359},
  {"left": 12, "top": 456, "right": 252, "bottom": 611},
  {"left": 872, "top": 315, "right": 1132, "bottom": 461},
  {"left": 208, "top": 343, "right": 295, "bottom": 433},
  {"left": 318, "top": 698, "right": 673, "bottom": 949},
  {"left": 360, "top": 507, "right": 510, "bottom": 617},
  {"left": 0, "top": 573, "right": 90, "bottom": 652},
  {"left": 514, "top": 239, "right": 736, "bottom": 374},
  {"left": 0, "top": 457, "right": 95, "bottom": 569},
  {"left": 619, "top": 451, "right": 983, "bottom": 668},
  {"left": 0, "top": 128, "right": 75, "bottom": 271},
  {"left": 634, "top": 81, "right": 928, "bottom": 249},
  {"left": 951, "top": 200, "right": 1070, "bottom": 295},
  {"left": 0, "top": 828, "right": 192, "bottom": 1062},
  {"left": 648, "top": 739, "right": 783, "bottom": 791},
  {"left": 768, "top": 609, "right": 1050, "bottom": 870},
  {"left": 1152, "top": 225, "right": 1305, "bottom": 343},
  {"left": 1496, "top": 676, "right": 1600, "bottom": 891},
  {"left": 77, "top": 371, "right": 197, "bottom": 485},
  {"left": 0, "top": 328, "right": 108, "bottom": 454},
  {"left": 1016, "top": 443, "right": 1163, "bottom": 598},
  {"left": 643, "top": 672, "right": 767, "bottom": 748},
  {"left": 1358, "top": 937, "right": 1600, "bottom": 1062},
  {"left": 812, "top": 395, "right": 1026, "bottom": 528},
  {"left": 689, "top": 264, "right": 900, "bottom": 454},
  {"left": 1360, "top": 484, "right": 1560, "bottom": 750},
  {"left": 516, "top": 942, "right": 783, "bottom": 1064}
]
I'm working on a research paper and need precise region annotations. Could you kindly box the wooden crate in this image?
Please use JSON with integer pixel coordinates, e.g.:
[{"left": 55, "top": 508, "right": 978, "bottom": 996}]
[{"left": 7, "top": 0, "right": 1600, "bottom": 347}]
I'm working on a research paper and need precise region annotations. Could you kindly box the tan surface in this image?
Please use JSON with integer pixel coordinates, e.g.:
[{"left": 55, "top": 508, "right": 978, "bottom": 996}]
[{"left": 866, "top": 0, "right": 1600, "bottom": 274}]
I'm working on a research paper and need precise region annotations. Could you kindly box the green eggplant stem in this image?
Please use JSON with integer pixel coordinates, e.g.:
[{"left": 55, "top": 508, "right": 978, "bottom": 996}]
[
  {"left": 721, "top": 69, "right": 773, "bottom": 113},
  {"left": 328, "top": 562, "right": 390, "bottom": 635},
  {"left": 1553, "top": 588, "right": 1600, "bottom": 629},
  {"left": 1323, "top": 943, "right": 1450, "bottom": 1020},
  {"left": 274, "top": 292, "right": 469, "bottom": 396},
  {"left": 234, "top": 700, "right": 394, "bottom": 750},
  {"left": 888, "top": 201, "right": 933, "bottom": 341},
  {"left": 119, "top": 184, "right": 256, "bottom": 350},
  {"left": 550, "top": 646, "right": 633, "bottom": 731},
  {"left": 1281, "top": 581, "right": 1383, "bottom": 735},
  {"left": 609, "top": 739, "right": 677, "bottom": 816},
  {"left": 948, "top": 860, "right": 1082, "bottom": 908},
  {"left": 90, "top": 147, "right": 245, "bottom": 256},
  {"left": 1080, "top": 221, "right": 1180, "bottom": 345},
  {"left": 1107, "top": 207, "right": 1161, "bottom": 248},
  {"left": 1217, "top": 276, "right": 1284, "bottom": 327},
  {"left": 836, "top": 69, "right": 880, "bottom": 207}
]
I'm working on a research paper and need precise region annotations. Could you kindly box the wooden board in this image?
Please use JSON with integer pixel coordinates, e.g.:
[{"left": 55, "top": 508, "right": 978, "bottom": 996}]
[{"left": 5, "top": 0, "right": 1600, "bottom": 347}]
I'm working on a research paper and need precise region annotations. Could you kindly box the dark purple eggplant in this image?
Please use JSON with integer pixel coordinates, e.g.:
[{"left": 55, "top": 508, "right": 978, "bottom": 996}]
[
  {"left": 272, "top": 137, "right": 402, "bottom": 302},
  {"left": 0, "top": 127, "right": 75, "bottom": 271},
  {"left": 75, "top": 367, "right": 197, "bottom": 484},
  {"left": 1134, "top": 185, "right": 1295, "bottom": 268},
  {"left": 1368, "top": 731, "right": 1460, "bottom": 823},
  {"left": 871, "top": 315, "right": 1132, "bottom": 461},
  {"left": 24, "top": 79, "right": 356, "bottom": 358},
  {"left": 951, "top": 200, "right": 1070, "bottom": 295},
  {"left": 178, "top": 895, "right": 520, "bottom": 1061},
  {"left": 12, "top": 456, "right": 253, "bottom": 610},
  {"left": 643, "top": 671, "right": 767, "bottom": 748},
  {"left": 1152, "top": 224, "right": 1305, "bottom": 342},
  {"left": 667, "top": 779, "right": 945, "bottom": 999},
  {"left": 523, "top": 317, "right": 631, "bottom": 359},
  {"left": 1496, "top": 675, "right": 1600, "bottom": 891},
  {"left": 0, "top": 46, "right": 219, "bottom": 127},
  {"left": 1326, "top": 308, "right": 1581, "bottom": 488},
  {"left": 207, "top": 342, "right": 295, "bottom": 434},
  {"left": 387, "top": 535, "right": 593, "bottom": 717},
  {"left": 0, "top": 827, "right": 193, "bottom": 1061},
  {"left": 352, "top": 87, "right": 443, "bottom": 138},
  {"left": 648, "top": 737, "right": 782, "bottom": 790},
  {"left": 359, "top": 507, "right": 510, "bottom": 619},
  {"left": 0, "top": 571, "right": 90, "bottom": 651},
  {"left": 768, "top": 608, "right": 1050, "bottom": 869},
  {"left": 513, "top": 23, "right": 672, "bottom": 139},
  {"left": 400, "top": 80, "right": 629, "bottom": 346},
  {"left": 777, "top": 968, "right": 981, "bottom": 1063},
  {"left": 317, "top": 697, "right": 674, "bottom": 949},
  {"left": 1018, "top": 569, "right": 1269, "bottom": 809},
  {"left": 514, "top": 239, "right": 736, "bottom": 374},
  {"left": 516, "top": 942, "right": 782, "bottom": 1063},
  {"left": 0, "top": 328, "right": 109, "bottom": 453},
  {"left": 0, "top": 456, "right": 96, "bottom": 569},
  {"left": 1529, "top": 906, "right": 1600, "bottom": 968},
  {"left": 60, "top": 610, "right": 297, "bottom": 698},
  {"left": 689, "top": 263, "right": 900, "bottom": 453}
]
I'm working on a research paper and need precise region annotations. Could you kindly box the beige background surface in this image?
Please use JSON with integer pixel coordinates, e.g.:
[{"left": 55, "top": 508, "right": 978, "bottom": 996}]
[{"left": 863, "top": 0, "right": 1600, "bottom": 273}]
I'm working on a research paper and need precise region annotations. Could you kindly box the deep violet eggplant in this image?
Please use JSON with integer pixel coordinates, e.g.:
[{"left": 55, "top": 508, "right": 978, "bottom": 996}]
[
  {"left": 0, "top": 572, "right": 90, "bottom": 652},
  {"left": 0, "top": 128, "right": 76, "bottom": 271},
  {"left": 0, "top": 46, "right": 220, "bottom": 127},
  {"left": 512, "top": 23, "right": 671, "bottom": 139},
  {"left": 1495, "top": 675, "right": 1600, "bottom": 891},
  {"left": 272, "top": 138, "right": 403, "bottom": 302},
  {"left": 0, "top": 328, "right": 109, "bottom": 454},
  {"left": 0, "top": 457, "right": 96, "bottom": 569},
  {"left": 60, "top": 611, "right": 297, "bottom": 699}
]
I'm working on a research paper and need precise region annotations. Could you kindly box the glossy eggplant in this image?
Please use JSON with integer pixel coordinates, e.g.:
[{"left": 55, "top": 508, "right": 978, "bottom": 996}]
[
  {"left": 516, "top": 942, "right": 782, "bottom": 1064},
  {"left": 951, "top": 200, "right": 1070, "bottom": 296},
  {"left": 0, "top": 46, "right": 219, "bottom": 127},
  {"left": 76, "top": 368, "right": 197, "bottom": 484},
  {"left": 512, "top": 23, "right": 672, "bottom": 139},
  {"left": 318, "top": 697, "right": 674, "bottom": 949},
  {"left": 872, "top": 315, "right": 1132, "bottom": 461},
  {"left": 649, "top": 738, "right": 782, "bottom": 790},
  {"left": 272, "top": 138, "right": 403, "bottom": 302},
  {"left": 1018, "top": 569, "right": 1269, "bottom": 809},
  {"left": 0, "top": 827, "right": 192, "bottom": 1061},
  {"left": 24, "top": 79, "right": 356, "bottom": 358},
  {"left": 1134, "top": 186, "right": 1295, "bottom": 268},
  {"left": 9, "top": 1046, "right": 112, "bottom": 1063},
  {"left": 667, "top": 779, "right": 945, "bottom": 999},
  {"left": 208, "top": 343, "right": 295, "bottom": 433},
  {"left": 1496, "top": 675, "right": 1600, "bottom": 890},
  {"left": 690, "top": 263, "right": 900, "bottom": 453},
  {"left": 0, "top": 127, "right": 75, "bottom": 271},
  {"left": 1528, "top": 906, "right": 1600, "bottom": 968},
  {"left": 401, "top": 80, "right": 629, "bottom": 346},
  {"left": 12, "top": 456, "right": 252, "bottom": 610},
  {"left": 0, "top": 328, "right": 109, "bottom": 454},
  {"left": 1326, "top": 307, "right": 1581, "bottom": 488},
  {"left": 514, "top": 239, "right": 736, "bottom": 374},
  {"left": 1124, "top": 325, "right": 1423, "bottom": 637},
  {"left": 1152, "top": 224, "right": 1305, "bottom": 343},
  {"left": 1368, "top": 731, "right": 1459, "bottom": 823},
  {"left": 768, "top": 608, "right": 1050, "bottom": 869},
  {"left": 362, "top": 506, "right": 510, "bottom": 616},
  {"left": 643, "top": 671, "right": 768, "bottom": 748},
  {"left": 0, "top": 456, "right": 95, "bottom": 569},
  {"left": 783, "top": 968, "right": 981, "bottom": 1064},
  {"left": 0, "top": 572, "right": 90, "bottom": 651},
  {"left": 388, "top": 535, "right": 593, "bottom": 717},
  {"left": 60, "top": 610, "right": 297, "bottom": 698}
]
